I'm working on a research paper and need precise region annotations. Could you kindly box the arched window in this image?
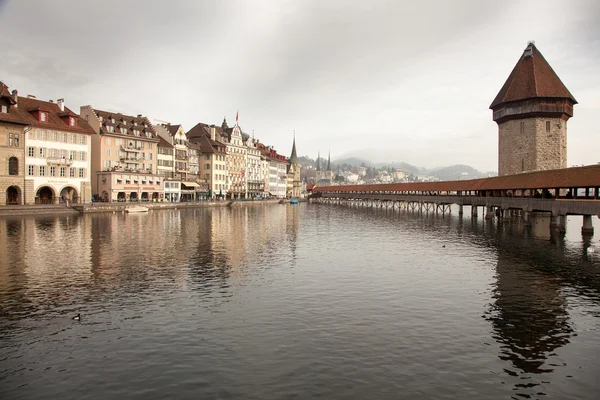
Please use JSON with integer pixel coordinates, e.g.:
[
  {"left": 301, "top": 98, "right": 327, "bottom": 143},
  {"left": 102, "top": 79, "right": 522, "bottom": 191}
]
[{"left": 8, "top": 157, "right": 18, "bottom": 176}]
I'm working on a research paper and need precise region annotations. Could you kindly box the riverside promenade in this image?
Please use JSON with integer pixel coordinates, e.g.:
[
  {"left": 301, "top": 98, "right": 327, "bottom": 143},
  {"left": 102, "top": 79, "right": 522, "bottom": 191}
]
[{"left": 0, "top": 199, "right": 286, "bottom": 217}]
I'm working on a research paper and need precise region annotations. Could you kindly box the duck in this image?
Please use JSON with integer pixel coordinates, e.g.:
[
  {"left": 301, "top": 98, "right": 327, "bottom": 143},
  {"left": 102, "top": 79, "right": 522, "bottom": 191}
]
[{"left": 72, "top": 313, "right": 81, "bottom": 321}]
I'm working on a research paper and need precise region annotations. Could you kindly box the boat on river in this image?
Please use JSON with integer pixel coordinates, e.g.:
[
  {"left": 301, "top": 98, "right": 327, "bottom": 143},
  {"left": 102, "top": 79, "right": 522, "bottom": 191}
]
[
  {"left": 126, "top": 206, "right": 149, "bottom": 213},
  {"left": 290, "top": 199, "right": 299, "bottom": 204}
]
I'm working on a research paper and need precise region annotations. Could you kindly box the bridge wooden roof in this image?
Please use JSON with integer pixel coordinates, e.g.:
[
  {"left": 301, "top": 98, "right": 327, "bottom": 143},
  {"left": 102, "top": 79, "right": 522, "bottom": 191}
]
[{"left": 315, "top": 165, "right": 600, "bottom": 193}]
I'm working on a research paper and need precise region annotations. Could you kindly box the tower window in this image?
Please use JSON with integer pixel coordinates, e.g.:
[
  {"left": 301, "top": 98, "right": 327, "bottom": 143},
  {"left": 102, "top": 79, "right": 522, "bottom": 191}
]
[{"left": 546, "top": 121, "right": 550, "bottom": 132}]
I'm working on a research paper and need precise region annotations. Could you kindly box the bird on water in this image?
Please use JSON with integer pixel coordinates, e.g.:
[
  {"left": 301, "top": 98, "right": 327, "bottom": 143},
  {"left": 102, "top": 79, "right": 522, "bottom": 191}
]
[{"left": 72, "top": 313, "right": 81, "bottom": 321}]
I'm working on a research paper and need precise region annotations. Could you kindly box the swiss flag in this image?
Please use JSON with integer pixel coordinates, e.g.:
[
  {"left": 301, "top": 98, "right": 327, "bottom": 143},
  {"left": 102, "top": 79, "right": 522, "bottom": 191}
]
[{"left": 236, "top": 110, "right": 239, "bottom": 122}]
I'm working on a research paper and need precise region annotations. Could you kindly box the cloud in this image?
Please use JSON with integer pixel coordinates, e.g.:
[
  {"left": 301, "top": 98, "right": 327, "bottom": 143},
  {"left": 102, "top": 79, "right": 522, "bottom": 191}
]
[{"left": 0, "top": 0, "right": 598, "bottom": 171}]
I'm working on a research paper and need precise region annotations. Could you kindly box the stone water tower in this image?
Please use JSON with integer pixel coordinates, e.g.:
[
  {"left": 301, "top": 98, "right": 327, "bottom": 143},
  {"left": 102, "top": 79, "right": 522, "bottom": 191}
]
[{"left": 490, "top": 42, "right": 577, "bottom": 176}]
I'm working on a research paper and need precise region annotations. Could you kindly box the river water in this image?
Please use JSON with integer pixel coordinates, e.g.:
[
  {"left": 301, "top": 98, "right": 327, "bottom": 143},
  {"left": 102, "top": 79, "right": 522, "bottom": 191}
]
[{"left": 1, "top": 204, "right": 599, "bottom": 399}]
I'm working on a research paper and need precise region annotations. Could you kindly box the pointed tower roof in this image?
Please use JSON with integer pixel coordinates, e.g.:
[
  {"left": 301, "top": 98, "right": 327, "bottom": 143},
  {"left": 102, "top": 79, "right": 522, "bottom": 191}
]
[
  {"left": 316, "top": 151, "right": 321, "bottom": 171},
  {"left": 326, "top": 150, "right": 331, "bottom": 171},
  {"left": 490, "top": 42, "right": 577, "bottom": 109},
  {"left": 222, "top": 117, "right": 228, "bottom": 129},
  {"left": 289, "top": 132, "right": 299, "bottom": 164}
]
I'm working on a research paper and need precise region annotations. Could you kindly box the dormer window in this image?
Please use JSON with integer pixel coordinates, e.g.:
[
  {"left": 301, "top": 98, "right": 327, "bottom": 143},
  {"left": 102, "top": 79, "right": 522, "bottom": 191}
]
[
  {"left": 1, "top": 104, "right": 7, "bottom": 113},
  {"left": 99, "top": 116, "right": 103, "bottom": 121},
  {"left": 111, "top": 118, "right": 115, "bottom": 123},
  {"left": 40, "top": 112, "right": 48, "bottom": 122},
  {"left": 134, "top": 130, "right": 140, "bottom": 137},
  {"left": 69, "top": 117, "right": 77, "bottom": 127},
  {"left": 120, "top": 127, "right": 127, "bottom": 134}
]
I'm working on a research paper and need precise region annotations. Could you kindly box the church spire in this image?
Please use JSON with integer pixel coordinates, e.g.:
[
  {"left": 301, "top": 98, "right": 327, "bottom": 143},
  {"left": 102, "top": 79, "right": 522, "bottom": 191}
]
[
  {"left": 326, "top": 150, "right": 331, "bottom": 171},
  {"left": 289, "top": 131, "right": 298, "bottom": 164},
  {"left": 316, "top": 150, "right": 321, "bottom": 171},
  {"left": 221, "top": 116, "right": 228, "bottom": 129}
]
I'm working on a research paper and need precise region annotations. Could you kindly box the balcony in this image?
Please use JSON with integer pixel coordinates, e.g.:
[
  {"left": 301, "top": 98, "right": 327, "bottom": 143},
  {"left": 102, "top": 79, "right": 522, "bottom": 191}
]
[
  {"left": 47, "top": 157, "right": 74, "bottom": 166},
  {"left": 121, "top": 145, "right": 142, "bottom": 152}
]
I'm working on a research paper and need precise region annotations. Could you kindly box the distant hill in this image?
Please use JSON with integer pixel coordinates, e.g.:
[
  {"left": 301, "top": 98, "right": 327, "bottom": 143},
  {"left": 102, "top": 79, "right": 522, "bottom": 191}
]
[
  {"left": 332, "top": 157, "right": 372, "bottom": 167},
  {"left": 429, "top": 164, "right": 489, "bottom": 180}
]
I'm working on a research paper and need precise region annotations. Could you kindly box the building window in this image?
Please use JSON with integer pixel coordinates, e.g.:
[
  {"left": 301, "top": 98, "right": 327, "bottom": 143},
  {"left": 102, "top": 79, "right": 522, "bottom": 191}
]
[
  {"left": 39, "top": 130, "right": 47, "bottom": 140},
  {"left": 40, "top": 112, "right": 47, "bottom": 122},
  {"left": 204, "top": 174, "right": 209, "bottom": 179},
  {"left": 69, "top": 117, "right": 76, "bottom": 127},
  {"left": 60, "top": 167, "right": 66, "bottom": 177},
  {"left": 70, "top": 134, "right": 76, "bottom": 144},
  {"left": 80, "top": 152, "right": 86, "bottom": 161},
  {"left": 28, "top": 147, "right": 35, "bottom": 157},
  {"left": 50, "top": 166, "right": 56, "bottom": 177},
  {"left": 8, "top": 157, "right": 18, "bottom": 175},
  {"left": 205, "top": 164, "right": 210, "bottom": 169},
  {"left": 79, "top": 168, "right": 85, "bottom": 178},
  {"left": 28, "top": 165, "right": 35, "bottom": 176},
  {"left": 80, "top": 135, "right": 87, "bottom": 145},
  {"left": 50, "top": 131, "right": 57, "bottom": 141},
  {"left": 61, "top": 150, "right": 66, "bottom": 159},
  {"left": 39, "top": 166, "right": 45, "bottom": 176},
  {"left": 50, "top": 149, "right": 57, "bottom": 158},
  {"left": 60, "top": 133, "right": 67, "bottom": 143},
  {"left": 69, "top": 168, "right": 75, "bottom": 178},
  {"left": 106, "top": 149, "right": 111, "bottom": 157},
  {"left": 1, "top": 104, "right": 7, "bottom": 113},
  {"left": 39, "top": 148, "right": 46, "bottom": 158},
  {"left": 149, "top": 153, "right": 153, "bottom": 161},
  {"left": 546, "top": 121, "right": 551, "bottom": 133},
  {"left": 69, "top": 151, "right": 76, "bottom": 160}
]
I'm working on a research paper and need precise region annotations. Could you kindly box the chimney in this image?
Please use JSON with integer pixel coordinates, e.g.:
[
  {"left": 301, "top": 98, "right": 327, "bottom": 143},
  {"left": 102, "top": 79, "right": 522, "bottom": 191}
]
[
  {"left": 137, "top": 114, "right": 142, "bottom": 118},
  {"left": 210, "top": 126, "right": 216, "bottom": 141},
  {"left": 27, "top": 94, "right": 36, "bottom": 99},
  {"left": 57, "top": 98, "right": 65, "bottom": 111},
  {"left": 11, "top": 90, "right": 17, "bottom": 107}
]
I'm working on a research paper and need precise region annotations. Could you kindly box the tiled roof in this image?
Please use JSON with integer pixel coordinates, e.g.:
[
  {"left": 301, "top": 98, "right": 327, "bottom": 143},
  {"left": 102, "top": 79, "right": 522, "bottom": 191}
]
[
  {"left": 165, "top": 124, "right": 181, "bottom": 135},
  {"left": 0, "top": 88, "right": 95, "bottom": 134},
  {"left": 316, "top": 165, "right": 600, "bottom": 193},
  {"left": 93, "top": 108, "right": 158, "bottom": 140},
  {"left": 490, "top": 43, "right": 577, "bottom": 109}
]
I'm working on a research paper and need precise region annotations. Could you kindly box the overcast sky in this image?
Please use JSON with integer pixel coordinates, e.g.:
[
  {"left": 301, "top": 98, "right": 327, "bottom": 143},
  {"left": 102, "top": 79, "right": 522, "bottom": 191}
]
[{"left": 1, "top": 0, "right": 598, "bottom": 171}]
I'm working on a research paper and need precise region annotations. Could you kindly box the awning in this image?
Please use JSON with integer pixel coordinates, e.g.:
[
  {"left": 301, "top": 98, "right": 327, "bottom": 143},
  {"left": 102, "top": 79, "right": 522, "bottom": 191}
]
[{"left": 181, "top": 181, "right": 200, "bottom": 187}]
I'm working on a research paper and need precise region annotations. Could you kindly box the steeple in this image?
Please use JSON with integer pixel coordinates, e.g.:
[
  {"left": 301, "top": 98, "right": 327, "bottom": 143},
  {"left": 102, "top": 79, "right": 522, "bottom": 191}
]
[
  {"left": 222, "top": 117, "right": 228, "bottom": 129},
  {"left": 289, "top": 131, "right": 299, "bottom": 165},
  {"left": 316, "top": 150, "right": 321, "bottom": 171},
  {"left": 326, "top": 150, "right": 331, "bottom": 171}
]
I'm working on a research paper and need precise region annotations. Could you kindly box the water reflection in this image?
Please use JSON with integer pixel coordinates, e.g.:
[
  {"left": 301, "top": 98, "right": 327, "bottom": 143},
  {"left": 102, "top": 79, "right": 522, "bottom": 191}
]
[{"left": 1, "top": 204, "right": 599, "bottom": 399}]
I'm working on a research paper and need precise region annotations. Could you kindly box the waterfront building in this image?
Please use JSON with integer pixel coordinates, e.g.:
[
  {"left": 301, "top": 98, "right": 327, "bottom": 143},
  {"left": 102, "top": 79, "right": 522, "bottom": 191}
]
[
  {"left": 491, "top": 42, "right": 577, "bottom": 176},
  {"left": 80, "top": 107, "right": 161, "bottom": 202},
  {"left": 0, "top": 82, "right": 27, "bottom": 205},
  {"left": 154, "top": 123, "right": 205, "bottom": 200},
  {"left": 187, "top": 123, "right": 228, "bottom": 198},
  {"left": 220, "top": 117, "right": 248, "bottom": 199},
  {"left": 286, "top": 134, "right": 302, "bottom": 198},
  {"left": 246, "top": 138, "right": 263, "bottom": 198},
  {"left": 156, "top": 135, "right": 175, "bottom": 179},
  {"left": 2, "top": 88, "right": 95, "bottom": 204}
]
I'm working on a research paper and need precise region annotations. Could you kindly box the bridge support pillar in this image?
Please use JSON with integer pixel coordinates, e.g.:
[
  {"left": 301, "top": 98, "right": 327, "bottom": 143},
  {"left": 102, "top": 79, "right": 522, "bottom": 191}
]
[
  {"left": 502, "top": 209, "right": 511, "bottom": 221},
  {"left": 582, "top": 215, "right": 594, "bottom": 235},
  {"left": 458, "top": 205, "right": 463, "bottom": 215},
  {"left": 485, "top": 206, "right": 493, "bottom": 220},
  {"left": 524, "top": 211, "right": 532, "bottom": 227},
  {"left": 556, "top": 215, "right": 567, "bottom": 232},
  {"left": 471, "top": 206, "right": 478, "bottom": 218},
  {"left": 550, "top": 214, "right": 558, "bottom": 227}
]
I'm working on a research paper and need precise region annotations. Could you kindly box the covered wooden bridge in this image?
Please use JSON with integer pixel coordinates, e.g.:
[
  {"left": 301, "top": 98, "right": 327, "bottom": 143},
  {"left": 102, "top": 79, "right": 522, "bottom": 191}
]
[{"left": 312, "top": 165, "right": 600, "bottom": 234}]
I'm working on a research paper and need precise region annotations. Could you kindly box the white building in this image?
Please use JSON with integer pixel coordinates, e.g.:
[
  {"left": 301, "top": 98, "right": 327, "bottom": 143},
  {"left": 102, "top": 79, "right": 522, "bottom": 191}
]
[{"left": 21, "top": 97, "right": 93, "bottom": 204}]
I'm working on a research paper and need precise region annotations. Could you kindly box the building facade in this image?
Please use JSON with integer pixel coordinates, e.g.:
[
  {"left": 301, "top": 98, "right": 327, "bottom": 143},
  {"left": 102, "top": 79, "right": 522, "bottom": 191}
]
[
  {"left": 1, "top": 90, "right": 95, "bottom": 204},
  {"left": 0, "top": 83, "right": 27, "bottom": 205},
  {"left": 80, "top": 106, "right": 160, "bottom": 202},
  {"left": 490, "top": 42, "right": 577, "bottom": 176}
]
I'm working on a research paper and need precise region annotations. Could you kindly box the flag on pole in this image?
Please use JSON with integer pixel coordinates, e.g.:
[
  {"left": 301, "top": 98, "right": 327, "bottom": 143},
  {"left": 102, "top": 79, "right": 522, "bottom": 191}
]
[{"left": 236, "top": 110, "right": 239, "bottom": 123}]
